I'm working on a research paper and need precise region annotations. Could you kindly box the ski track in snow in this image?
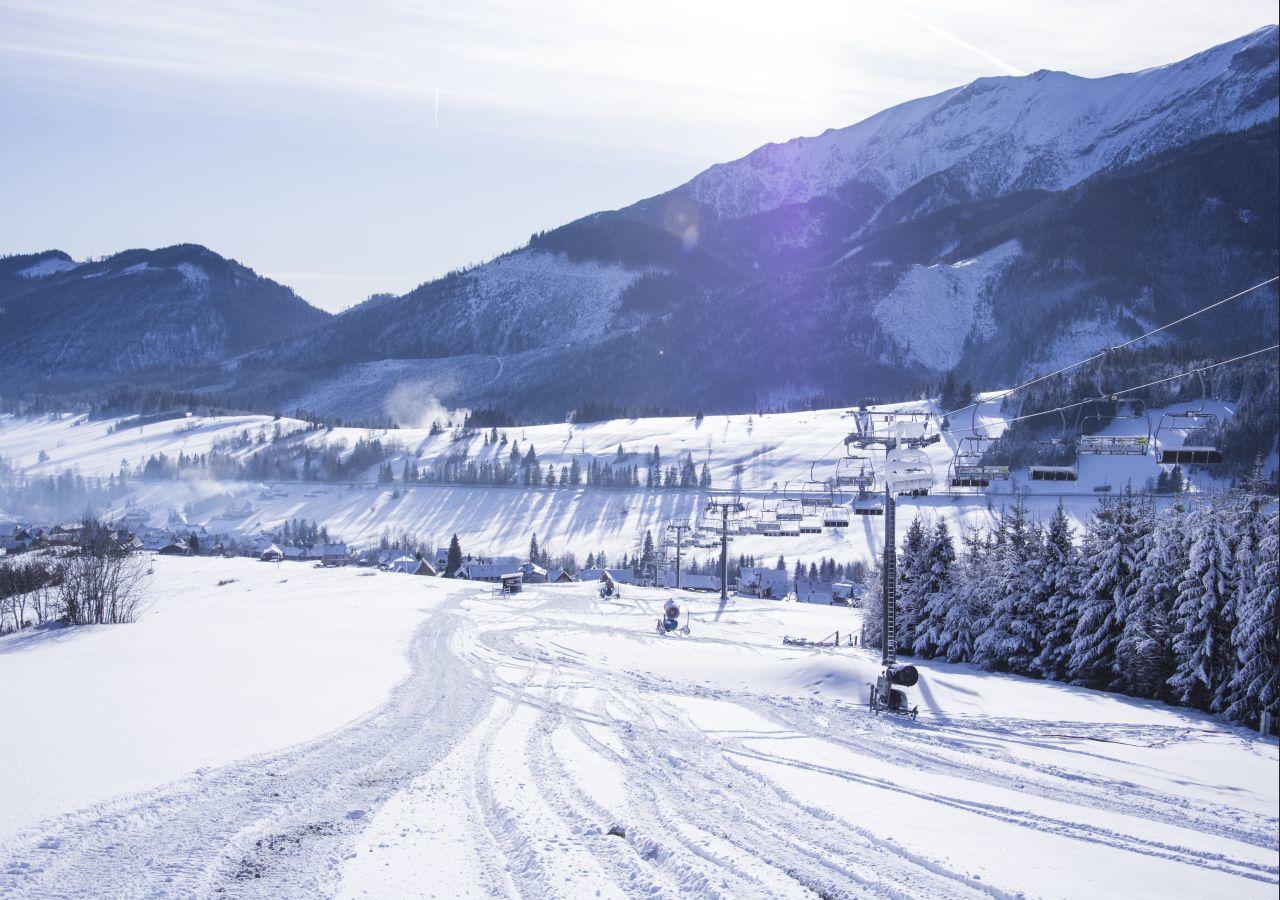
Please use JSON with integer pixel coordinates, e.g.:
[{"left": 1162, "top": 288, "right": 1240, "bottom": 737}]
[{"left": 4, "top": 576, "right": 1274, "bottom": 899}]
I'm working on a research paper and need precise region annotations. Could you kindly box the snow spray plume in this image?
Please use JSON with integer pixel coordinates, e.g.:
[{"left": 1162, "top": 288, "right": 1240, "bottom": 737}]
[{"left": 383, "top": 380, "right": 470, "bottom": 429}]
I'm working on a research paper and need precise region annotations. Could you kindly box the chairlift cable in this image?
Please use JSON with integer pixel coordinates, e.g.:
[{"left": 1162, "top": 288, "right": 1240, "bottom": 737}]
[
  {"left": 936, "top": 275, "right": 1279, "bottom": 423},
  {"left": 944, "top": 343, "right": 1278, "bottom": 436}
]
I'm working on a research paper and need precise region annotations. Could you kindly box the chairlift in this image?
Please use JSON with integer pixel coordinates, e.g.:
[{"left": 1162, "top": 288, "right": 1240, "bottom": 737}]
[
  {"left": 1028, "top": 410, "right": 1079, "bottom": 482},
  {"left": 845, "top": 407, "right": 941, "bottom": 450},
  {"left": 835, "top": 454, "right": 875, "bottom": 490},
  {"left": 822, "top": 504, "right": 851, "bottom": 528},
  {"left": 947, "top": 436, "right": 1009, "bottom": 488},
  {"left": 886, "top": 446, "right": 934, "bottom": 496},
  {"left": 846, "top": 459, "right": 885, "bottom": 516},
  {"left": 776, "top": 499, "right": 804, "bottom": 521},
  {"left": 1154, "top": 410, "right": 1223, "bottom": 465},
  {"left": 853, "top": 495, "right": 885, "bottom": 516},
  {"left": 1077, "top": 399, "right": 1152, "bottom": 456}
]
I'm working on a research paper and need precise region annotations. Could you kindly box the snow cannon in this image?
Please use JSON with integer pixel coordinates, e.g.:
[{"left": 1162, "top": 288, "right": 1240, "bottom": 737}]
[
  {"left": 886, "top": 664, "right": 918, "bottom": 687},
  {"left": 868, "top": 665, "right": 920, "bottom": 720},
  {"left": 656, "top": 599, "right": 690, "bottom": 636}
]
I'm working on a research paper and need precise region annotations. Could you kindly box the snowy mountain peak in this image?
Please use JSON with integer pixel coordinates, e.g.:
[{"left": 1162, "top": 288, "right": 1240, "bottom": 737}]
[{"left": 683, "top": 26, "right": 1278, "bottom": 221}]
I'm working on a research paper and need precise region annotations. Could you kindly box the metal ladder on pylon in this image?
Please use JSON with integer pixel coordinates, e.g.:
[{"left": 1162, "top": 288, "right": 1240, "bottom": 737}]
[{"left": 882, "top": 482, "right": 897, "bottom": 666}]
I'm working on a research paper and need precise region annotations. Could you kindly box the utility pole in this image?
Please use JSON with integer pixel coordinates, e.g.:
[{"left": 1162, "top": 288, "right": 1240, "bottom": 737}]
[{"left": 665, "top": 523, "right": 690, "bottom": 589}]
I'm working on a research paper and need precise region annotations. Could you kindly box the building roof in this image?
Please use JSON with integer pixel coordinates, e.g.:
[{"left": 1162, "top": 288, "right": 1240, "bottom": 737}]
[{"left": 460, "top": 563, "right": 518, "bottom": 580}]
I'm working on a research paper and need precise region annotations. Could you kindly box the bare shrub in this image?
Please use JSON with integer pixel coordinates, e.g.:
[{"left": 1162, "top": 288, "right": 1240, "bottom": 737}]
[
  {"left": 56, "top": 552, "right": 149, "bottom": 625},
  {"left": 0, "top": 558, "right": 61, "bottom": 633}
]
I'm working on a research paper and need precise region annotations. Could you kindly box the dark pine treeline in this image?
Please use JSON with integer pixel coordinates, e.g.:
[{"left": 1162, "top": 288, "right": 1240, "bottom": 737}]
[{"left": 865, "top": 482, "right": 1278, "bottom": 732}]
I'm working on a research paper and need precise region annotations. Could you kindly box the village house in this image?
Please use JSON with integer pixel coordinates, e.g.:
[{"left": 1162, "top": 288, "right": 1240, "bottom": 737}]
[
  {"left": 389, "top": 556, "right": 437, "bottom": 576},
  {"left": 315, "top": 542, "right": 349, "bottom": 566},
  {"left": 737, "top": 566, "right": 791, "bottom": 599},
  {"left": 457, "top": 562, "right": 520, "bottom": 582},
  {"left": 519, "top": 562, "right": 548, "bottom": 583},
  {"left": 794, "top": 578, "right": 834, "bottom": 604}
]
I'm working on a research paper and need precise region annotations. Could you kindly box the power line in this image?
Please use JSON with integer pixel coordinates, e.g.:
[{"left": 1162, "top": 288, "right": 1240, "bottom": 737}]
[{"left": 938, "top": 275, "right": 1279, "bottom": 423}]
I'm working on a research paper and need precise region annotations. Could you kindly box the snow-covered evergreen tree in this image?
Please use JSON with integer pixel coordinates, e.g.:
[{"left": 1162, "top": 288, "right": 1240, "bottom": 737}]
[
  {"left": 1118, "top": 501, "right": 1186, "bottom": 700},
  {"left": 858, "top": 557, "right": 884, "bottom": 652},
  {"left": 1068, "top": 487, "right": 1149, "bottom": 689},
  {"left": 974, "top": 497, "right": 1042, "bottom": 673},
  {"left": 1169, "top": 497, "right": 1239, "bottom": 712},
  {"left": 896, "top": 517, "right": 928, "bottom": 654},
  {"left": 938, "top": 528, "right": 985, "bottom": 663},
  {"left": 1032, "top": 502, "right": 1079, "bottom": 681},
  {"left": 910, "top": 519, "right": 956, "bottom": 658},
  {"left": 1229, "top": 505, "right": 1278, "bottom": 731}
]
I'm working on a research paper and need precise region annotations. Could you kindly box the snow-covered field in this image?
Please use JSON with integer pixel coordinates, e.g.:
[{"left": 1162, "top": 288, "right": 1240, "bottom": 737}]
[
  {"left": 0, "top": 400, "right": 1230, "bottom": 564},
  {"left": 0, "top": 557, "right": 1274, "bottom": 897}
]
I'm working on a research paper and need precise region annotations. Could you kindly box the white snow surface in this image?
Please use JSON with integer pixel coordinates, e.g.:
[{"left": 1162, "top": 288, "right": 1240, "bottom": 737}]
[
  {"left": 874, "top": 240, "right": 1016, "bottom": 370},
  {"left": 686, "top": 27, "right": 1278, "bottom": 220},
  {"left": 177, "top": 262, "right": 210, "bottom": 286},
  {"left": 0, "top": 560, "right": 1274, "bottom": 897},
  {"left": 17, "top": 257, "right": 78, "bottom": 278},
  {"left": 0, "top": 557, "right": 457, "bottom": 841},
  {"left": 462, "top": 249, "right": 653, "bottom": 346},
  {"left": 1033, "top": 315, "right": 1173, "bottom": 374}
]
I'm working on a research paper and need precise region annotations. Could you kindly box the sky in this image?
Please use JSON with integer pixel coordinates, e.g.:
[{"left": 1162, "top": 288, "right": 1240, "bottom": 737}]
[{"left": 2, "top": 1, "right": 1276, "bottom": 312}]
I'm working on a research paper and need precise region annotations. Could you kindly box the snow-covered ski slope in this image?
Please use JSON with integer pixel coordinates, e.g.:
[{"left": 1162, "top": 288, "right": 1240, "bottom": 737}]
[
  {"left": 0, "top": 400, "right": 1233, "bottom": 562},
  {"left": 0, "top": 558, "right": 1274, "bottom": 897}
]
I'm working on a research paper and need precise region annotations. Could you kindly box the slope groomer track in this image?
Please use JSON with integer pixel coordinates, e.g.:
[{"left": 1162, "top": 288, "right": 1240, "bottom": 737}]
[{"left": 2, "top": 561, "right": 1274, "bottom": 898}]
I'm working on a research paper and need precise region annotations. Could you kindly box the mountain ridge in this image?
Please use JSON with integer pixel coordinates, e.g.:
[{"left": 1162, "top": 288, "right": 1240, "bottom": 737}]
[{"left": 2, "top": 27, "right": 1276, "bottom": 422}]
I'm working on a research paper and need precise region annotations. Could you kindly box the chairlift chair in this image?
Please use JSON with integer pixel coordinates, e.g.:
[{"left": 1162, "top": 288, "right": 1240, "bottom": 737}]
[
  {"left": 1028, "top": 411, "right": 1079, "bottom": 481},
  {"left": 845, "top": 408, "right": 940, "bottom": 450},
  {"left": 853, "top": 495, "right": 885, "bottom": 516},
  {"left": 1154, "top": 410, "right": 1223, "bottom": 465},
  {"left": 851, "top": 464, "right": 886, "bottom": 516},
  {"left": 775, "top": 499, "right": 804, "bottom": 522},
  {"left": 822, "top": 504, "right": 851, "bottom": 528},
  {"left": 1077, "top": 400, "right": 1152, "bottom": 456},
  {"left": 886, "top": 446, "right": 934, "bottom": 496},
  {"left": 947, "top": 436, "right": 1009, "bottom": 488}
]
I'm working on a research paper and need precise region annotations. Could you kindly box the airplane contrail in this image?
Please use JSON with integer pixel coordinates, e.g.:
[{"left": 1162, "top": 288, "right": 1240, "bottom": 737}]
[{"left": 888, "top": 1, "right": 1026, "bottom": 76}]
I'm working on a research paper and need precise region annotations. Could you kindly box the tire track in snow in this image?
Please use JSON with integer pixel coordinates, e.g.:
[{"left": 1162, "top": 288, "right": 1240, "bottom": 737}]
[
  {"left": 480, "top": 611, "right": 993, "bottom": 898},
  {"left": 0, "top": 605, "right": 488, "bottom": 898}
]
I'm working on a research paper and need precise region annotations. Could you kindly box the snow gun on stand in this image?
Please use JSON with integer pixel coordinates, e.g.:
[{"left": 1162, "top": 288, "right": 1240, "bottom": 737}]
[
  {"left": 868, "top": 664, "right": 919, "bottom": 719},
  {"left": 656, "top": 598, "right": 691, "bottom": 636},
  {"left": 599, "top": 572, "right": 620, "bottom": 600}
]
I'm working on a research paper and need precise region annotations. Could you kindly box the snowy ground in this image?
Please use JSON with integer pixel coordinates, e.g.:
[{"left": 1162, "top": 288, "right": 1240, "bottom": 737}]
[
  {"left": 0, "top": 400, "right": 1233, "bottom": 564},
  {"left": 1, "top": 558, "right": 1275, "bottom": 897}
]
